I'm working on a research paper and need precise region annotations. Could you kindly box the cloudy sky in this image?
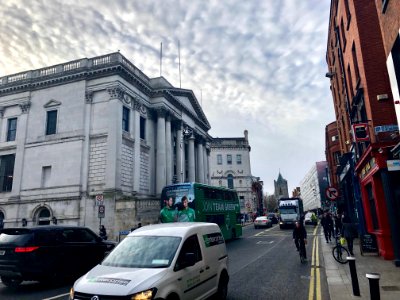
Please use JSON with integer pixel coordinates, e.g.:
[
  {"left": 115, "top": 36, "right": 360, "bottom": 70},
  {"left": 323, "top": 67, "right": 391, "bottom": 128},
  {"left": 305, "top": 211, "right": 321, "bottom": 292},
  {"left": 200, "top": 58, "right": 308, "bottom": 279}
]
[{"left": 0, "top": 0, "right": 334, "bottom": 194}]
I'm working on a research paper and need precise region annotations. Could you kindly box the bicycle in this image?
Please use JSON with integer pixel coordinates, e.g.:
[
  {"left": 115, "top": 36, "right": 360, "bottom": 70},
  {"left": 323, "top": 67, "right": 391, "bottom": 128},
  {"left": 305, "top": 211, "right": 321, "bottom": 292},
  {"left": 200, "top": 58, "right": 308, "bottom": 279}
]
[
  {"left": 297, "top": 239, "right": 307, "bottom": 263},
  {"left": 332, "top": 234, "right": 350, "bottom": 264}
]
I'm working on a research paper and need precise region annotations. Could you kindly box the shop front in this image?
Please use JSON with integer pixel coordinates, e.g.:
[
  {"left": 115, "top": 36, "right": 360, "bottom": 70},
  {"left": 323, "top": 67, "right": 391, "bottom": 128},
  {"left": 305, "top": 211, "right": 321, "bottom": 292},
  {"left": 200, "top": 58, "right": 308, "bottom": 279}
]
[{"left": 356, "top": 145, "right": 399, "bottom": 260}]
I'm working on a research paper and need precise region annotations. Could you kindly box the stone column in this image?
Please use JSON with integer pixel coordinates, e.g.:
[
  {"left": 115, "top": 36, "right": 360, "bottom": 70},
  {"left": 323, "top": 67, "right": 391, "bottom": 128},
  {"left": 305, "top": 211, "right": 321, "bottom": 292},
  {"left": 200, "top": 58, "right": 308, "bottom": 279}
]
[
  {"left": 207, "top": 147, "right": 211, "bottom": 184},
  {"left": 147, "top": 112, "right": 156, "bottom": 194},
  {"left": 203, "top": 142, "right": 208, "bottom": 184},
  {"left": 165, "top": 115, "right": 172, "bottom": 185},
  {"left": 197, "top": 140, "right": 204, "bottom": 183},
  {"left": 105, "top": 87, "right": 123, "bottom": 190},
  {"left": 10, "top": 100, "right": 31, "bottom": 198},
  {"left": 0, "top": 107, "right": 5, "bottom": 141},
  {"left": 188, "top": 134, "right": 195, "bottom": 182},
  {"left": 156, "top": 109, "right": 166, "bottom": 194},
  {"left": 133, "top": 99, "right": 141, "bottom": 192},
  {"left": 176, "top": 122, "right": 183, "bottom": 183}
]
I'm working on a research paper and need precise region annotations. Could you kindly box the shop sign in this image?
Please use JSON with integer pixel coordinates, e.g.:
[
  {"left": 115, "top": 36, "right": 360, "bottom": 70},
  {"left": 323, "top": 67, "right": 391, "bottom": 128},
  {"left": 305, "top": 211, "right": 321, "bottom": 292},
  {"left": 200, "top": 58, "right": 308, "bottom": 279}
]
[
  {"left": 360, "top": 157, "right": 376, "bottom": 179},
  {"left": 374, "top": 124, "right": 399, "bottom": 134},
  {"left": 387, "top": 160, "right": 400, "bottom": 171}
]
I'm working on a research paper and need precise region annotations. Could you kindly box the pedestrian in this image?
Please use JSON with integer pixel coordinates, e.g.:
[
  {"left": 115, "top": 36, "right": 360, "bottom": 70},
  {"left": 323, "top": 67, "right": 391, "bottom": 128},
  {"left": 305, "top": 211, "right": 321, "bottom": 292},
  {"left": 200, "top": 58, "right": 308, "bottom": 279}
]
[
  {"left": 99, "top": 225, "right": 107, "bottom": 240},
  {"left": 178, "top": 196, "right": 196, "bottom": 222},
  {"left": 321, "top": 212, "right": 334, "bottom": 243},
  {"left": 160, "top": 197, "right": 177, "bottom": 223},
  {"left": 293, "top": 221, "right": 307, "bottom": 260},
  {"left": 334, "top": 212, "right": 343, "bottom": 236},
  {"left": 342, "top": 214, "right": 357, "bottom": 256},
  {"left": 241, "top": 215, "right": 245, "bottom": 226}
]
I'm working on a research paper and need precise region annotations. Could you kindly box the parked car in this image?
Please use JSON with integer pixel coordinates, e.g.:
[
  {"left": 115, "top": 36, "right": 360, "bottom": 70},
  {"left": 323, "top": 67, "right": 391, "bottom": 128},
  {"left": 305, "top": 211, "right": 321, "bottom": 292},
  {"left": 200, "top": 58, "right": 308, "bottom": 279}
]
[
  {"left": 305, "top": 212, "right": 318, "bottom": 226},
  {"left": 267, "top": 213, "right": 278, "bottom": 224},
  {"left": 0, "top": 225, "right": 116, "bottom": 287},
  {"left": 70, "top": 222, "right": 230, "bottom": 300},
  {"left": 254, "top": 216, "right": 272, "bottom": 229}
]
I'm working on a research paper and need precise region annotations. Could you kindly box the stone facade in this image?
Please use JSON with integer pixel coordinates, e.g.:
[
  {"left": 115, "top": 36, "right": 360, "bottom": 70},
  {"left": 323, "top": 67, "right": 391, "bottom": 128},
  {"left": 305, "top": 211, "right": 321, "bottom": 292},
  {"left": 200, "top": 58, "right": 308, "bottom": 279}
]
[
  {"left": 0, "top": 52, "right": 211, "bottom": 240},
  {"left": 209, "top": 130, "right": 257, "bottom": 213}
]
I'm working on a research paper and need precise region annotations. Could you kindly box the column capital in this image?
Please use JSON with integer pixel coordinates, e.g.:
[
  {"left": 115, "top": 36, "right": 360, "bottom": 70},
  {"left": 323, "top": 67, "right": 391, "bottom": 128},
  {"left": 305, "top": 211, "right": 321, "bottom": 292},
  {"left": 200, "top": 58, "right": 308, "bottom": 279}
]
[
  {"left": 85, "top": 91, "right": 94, "bottom": 103},
  {"left": 107, "top": 86, "right": 125, "bottom": 101},
  {"left": 0, "top": 106, "right": 5, "bottom": 118},
  {"left": 155, "top": 106, "right": 169, "bottom": 118},
  {"left": 19, "top": 101, "right": 31, "bottom": 114}
]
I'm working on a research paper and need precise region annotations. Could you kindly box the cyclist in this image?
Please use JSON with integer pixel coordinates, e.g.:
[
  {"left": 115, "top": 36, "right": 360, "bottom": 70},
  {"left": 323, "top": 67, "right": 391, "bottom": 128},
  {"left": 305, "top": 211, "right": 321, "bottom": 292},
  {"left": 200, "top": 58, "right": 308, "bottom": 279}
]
[{"left": 293, "top": 221, "right": 307, "bottom": 260}]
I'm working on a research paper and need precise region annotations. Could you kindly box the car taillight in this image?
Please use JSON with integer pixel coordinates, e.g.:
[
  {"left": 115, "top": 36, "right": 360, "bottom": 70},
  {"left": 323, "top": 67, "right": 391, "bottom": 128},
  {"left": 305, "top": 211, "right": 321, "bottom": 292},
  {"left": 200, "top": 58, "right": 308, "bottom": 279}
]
[{"left": 15, "top": 246, "right": 39, "bottom": 253}]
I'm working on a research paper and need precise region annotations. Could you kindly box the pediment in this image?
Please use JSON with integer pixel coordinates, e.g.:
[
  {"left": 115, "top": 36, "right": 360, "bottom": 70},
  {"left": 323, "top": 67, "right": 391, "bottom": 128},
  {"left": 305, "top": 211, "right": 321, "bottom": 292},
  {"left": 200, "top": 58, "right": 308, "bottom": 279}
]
[{"left": 43, "top": 99, "right": 62, "bottom": 108}]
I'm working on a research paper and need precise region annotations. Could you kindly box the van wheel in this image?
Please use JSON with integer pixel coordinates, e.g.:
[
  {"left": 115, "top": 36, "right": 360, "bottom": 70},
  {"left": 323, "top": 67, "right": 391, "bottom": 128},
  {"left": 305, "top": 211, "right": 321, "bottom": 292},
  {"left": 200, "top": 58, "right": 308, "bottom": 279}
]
[
  {"left": 1, "top": 276, "right": 22, "bottom": 288},
  {"left": 166, "top": 293, "right": 179, "bottom": 300},
  {"left": 217, "top": 272, "right": 229, "bottom": 300}
]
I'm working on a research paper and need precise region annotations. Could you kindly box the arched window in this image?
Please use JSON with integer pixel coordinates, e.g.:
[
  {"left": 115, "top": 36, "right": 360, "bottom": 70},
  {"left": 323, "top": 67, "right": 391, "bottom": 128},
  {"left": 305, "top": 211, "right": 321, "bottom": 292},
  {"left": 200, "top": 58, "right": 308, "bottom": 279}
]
[
  {"left": 227, "top": 174, "right": 234, "bottom": 189},
  {"left": 37, "top": 208, "right": 51, "bottom": 225}
]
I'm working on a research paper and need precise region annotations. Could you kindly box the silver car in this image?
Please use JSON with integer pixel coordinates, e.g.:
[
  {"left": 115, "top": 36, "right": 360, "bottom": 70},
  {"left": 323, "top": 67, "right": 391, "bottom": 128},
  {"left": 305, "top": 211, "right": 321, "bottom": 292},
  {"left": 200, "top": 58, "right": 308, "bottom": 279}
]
[{"left": 254, "top": 216, "right": 272, "bottom": 229}]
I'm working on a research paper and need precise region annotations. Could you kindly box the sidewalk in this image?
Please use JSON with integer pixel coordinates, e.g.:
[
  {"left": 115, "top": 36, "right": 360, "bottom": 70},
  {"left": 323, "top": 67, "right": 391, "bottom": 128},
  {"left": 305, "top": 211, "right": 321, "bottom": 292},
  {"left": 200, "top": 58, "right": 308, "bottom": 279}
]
[{"left": 321, "top": 231, "right": 400, "bottom": 299}]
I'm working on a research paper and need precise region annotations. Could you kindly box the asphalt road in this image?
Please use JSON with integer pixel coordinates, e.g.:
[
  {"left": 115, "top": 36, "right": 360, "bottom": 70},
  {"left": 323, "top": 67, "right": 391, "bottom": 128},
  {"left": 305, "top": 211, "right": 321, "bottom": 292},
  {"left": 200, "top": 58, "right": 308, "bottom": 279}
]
[{"left": 0, "top": 224, "right": 330, "bottom": 300}]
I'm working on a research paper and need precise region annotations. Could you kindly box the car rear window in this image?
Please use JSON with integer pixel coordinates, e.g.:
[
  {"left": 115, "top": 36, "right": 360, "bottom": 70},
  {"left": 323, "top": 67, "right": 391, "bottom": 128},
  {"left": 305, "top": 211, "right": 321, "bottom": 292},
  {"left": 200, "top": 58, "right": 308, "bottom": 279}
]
[{"left": 0, "top": 229, "right": 34, "bottom": 246}]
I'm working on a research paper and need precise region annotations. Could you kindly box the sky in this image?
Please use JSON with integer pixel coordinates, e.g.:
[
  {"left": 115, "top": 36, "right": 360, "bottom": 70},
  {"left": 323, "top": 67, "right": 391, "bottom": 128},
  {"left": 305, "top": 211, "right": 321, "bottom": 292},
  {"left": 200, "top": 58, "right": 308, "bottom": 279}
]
[{"left": 0, "top": 0, "right": 335, "bottom": 195}]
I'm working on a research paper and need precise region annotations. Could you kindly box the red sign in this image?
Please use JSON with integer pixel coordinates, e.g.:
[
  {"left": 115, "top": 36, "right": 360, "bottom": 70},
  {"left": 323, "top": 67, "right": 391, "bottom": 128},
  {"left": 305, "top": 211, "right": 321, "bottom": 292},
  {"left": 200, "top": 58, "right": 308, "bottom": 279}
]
[
  {"left": 325, "top": 187, "right": 339, "bottom": 201},
  {"left": 352, "top": 123, "right": 369, "bottom": 142}
]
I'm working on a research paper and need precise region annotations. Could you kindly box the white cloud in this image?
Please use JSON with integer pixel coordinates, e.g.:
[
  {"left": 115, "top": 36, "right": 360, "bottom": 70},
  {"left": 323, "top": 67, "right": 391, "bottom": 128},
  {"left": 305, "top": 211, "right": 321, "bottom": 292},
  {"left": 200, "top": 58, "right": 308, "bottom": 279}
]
[{"left": 0, "top": 0, "right": 334, "bottom": 193}]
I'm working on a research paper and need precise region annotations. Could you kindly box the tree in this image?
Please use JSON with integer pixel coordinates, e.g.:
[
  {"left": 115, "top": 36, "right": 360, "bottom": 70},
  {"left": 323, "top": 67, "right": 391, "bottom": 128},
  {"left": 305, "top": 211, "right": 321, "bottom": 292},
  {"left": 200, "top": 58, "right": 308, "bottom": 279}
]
[{"left": 264, "top": 194, "right": 278, "bottom": 212}]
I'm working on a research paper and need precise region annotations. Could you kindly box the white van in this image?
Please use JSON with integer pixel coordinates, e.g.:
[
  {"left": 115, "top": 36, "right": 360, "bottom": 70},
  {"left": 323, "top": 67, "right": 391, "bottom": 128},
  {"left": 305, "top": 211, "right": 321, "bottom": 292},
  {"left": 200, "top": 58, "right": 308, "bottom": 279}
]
[{"left": 69, "top": 222, "right": 229, "bottom": 300}]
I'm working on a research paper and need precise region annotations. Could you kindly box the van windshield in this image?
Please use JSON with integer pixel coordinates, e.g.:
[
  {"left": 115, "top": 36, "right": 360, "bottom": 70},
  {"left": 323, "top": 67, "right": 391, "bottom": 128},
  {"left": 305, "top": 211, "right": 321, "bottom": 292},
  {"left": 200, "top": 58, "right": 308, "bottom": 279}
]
[
  {"left": 280, "top": 207, "right": 297, "bottom": 214},
  {"left": 102, "top": 236, "right": 181, "bottom": 268}
]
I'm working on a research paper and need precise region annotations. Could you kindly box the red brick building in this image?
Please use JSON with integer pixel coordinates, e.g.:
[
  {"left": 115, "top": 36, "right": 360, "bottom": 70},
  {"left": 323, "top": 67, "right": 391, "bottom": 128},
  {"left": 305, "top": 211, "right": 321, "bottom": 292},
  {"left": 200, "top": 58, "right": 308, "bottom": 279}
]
[
  {"left": 326, "top": 0, "right": 400, "bottom": 260},
  {"left": 325, "top": 122, "right": 341, "bottom": 190}
]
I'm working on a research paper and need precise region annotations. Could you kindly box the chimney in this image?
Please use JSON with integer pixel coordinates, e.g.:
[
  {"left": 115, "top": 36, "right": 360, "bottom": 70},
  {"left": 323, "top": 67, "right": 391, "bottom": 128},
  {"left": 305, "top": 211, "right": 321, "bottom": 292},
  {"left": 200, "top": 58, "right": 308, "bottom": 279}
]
[{"left": 244, "top": 130, "right": 248, "bottom": 142}]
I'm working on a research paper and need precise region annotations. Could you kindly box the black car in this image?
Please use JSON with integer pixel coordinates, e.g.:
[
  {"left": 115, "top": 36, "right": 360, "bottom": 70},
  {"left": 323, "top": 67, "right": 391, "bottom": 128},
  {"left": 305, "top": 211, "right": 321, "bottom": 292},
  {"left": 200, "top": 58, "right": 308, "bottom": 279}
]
[
  {"left": 0, "top": 225, "right": 116, "bottom": 287},
  {"left": 267, "top": 213, "right": 278, "bottom": 224}
]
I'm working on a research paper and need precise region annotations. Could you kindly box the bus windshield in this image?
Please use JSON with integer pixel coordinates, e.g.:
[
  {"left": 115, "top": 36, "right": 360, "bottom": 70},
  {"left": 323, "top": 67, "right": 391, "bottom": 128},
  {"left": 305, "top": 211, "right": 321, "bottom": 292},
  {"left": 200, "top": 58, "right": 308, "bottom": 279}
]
[{"left": 280, "top": 207, "right": 297, "bottom": 214}]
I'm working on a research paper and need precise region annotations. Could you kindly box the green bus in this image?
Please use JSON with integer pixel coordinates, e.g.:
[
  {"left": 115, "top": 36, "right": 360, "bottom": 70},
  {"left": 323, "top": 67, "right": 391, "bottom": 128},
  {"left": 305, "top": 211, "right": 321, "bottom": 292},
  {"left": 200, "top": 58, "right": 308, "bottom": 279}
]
[{"left": 160, "top": 182, "right": 242, "bottom": 240}]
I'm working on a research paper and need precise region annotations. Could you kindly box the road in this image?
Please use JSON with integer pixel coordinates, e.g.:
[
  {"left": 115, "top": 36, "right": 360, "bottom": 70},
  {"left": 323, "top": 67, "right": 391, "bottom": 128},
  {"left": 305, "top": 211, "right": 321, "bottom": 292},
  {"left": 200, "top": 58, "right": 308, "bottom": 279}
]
[{"left": 0, "top": 224, "right": 330, "bottom": 300}]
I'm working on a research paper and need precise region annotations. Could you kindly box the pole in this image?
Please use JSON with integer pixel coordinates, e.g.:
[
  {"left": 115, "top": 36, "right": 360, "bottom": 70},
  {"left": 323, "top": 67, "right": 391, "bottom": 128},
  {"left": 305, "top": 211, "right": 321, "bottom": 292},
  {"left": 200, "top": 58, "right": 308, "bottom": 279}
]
[
  {"left": 178, "top": 40, "right": 181, "bottom": 88},
  {"left": 347, "top": 257, "right": 360, "bottom": 296},
  {"left": 366, "top": 273, "right": 380, "bottom": 300},
  {"left": 160, "top": 42, "right": 162, "bottom": 77}
]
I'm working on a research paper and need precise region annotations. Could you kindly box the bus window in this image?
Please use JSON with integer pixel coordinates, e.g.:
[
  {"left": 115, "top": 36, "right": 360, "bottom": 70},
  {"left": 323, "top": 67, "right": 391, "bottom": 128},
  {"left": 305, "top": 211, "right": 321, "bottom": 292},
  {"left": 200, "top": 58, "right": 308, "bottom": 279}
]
[{"left": 206, "top": 215, "right": 225, "bottom": 226}]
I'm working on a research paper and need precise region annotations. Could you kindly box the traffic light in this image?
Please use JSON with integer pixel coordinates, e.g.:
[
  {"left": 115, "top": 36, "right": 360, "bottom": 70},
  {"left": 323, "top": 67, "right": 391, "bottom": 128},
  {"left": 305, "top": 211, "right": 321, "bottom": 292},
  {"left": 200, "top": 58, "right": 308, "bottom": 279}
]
[
  {"left": 52, "top": 216, "right": 57, "bottom": 225},
  {"left": 352, "top": 123, "right": 369, "bottom": 142},
  {"left": 22, "top": 218, "right": 27, "bottom": 227}
]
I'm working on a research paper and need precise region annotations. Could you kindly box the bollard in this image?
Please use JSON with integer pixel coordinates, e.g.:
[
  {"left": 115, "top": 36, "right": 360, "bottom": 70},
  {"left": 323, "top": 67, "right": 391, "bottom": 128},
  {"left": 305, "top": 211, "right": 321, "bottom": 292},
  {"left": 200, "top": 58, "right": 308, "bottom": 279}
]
[
  {"left": 347, "top": 257, "right": 360, "bottom": 296},
  {"left": 366, "top": 273, "right": 380, "bottom": 300}
]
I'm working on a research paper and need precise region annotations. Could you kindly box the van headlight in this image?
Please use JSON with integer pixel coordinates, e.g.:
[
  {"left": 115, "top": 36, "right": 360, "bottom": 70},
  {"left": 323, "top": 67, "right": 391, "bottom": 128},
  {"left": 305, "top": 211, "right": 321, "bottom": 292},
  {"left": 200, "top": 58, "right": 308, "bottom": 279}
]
[
  {"left": 69, "top": 287, "right": 74, "bottom": 299},
  {"left": 130, "top": 288, "right": 157, "bottom": 300}
]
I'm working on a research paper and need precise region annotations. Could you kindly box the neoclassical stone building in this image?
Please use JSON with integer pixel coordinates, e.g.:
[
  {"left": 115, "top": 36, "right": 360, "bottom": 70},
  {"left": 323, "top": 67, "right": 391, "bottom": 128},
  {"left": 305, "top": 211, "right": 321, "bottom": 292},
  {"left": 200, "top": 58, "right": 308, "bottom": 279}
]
[
  {"left": 0, "top": 52, "right": 211, "bottom": 239},
  {"left": 209, "top": 130, "right": 258, "bottom": 213}
]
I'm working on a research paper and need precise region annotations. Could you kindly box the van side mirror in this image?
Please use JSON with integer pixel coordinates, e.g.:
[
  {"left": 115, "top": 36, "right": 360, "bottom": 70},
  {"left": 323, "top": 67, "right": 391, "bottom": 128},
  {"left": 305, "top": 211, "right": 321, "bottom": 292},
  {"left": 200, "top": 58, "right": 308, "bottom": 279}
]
[{"left": 182, "top": 253, "right": 196, "bottom": 268}]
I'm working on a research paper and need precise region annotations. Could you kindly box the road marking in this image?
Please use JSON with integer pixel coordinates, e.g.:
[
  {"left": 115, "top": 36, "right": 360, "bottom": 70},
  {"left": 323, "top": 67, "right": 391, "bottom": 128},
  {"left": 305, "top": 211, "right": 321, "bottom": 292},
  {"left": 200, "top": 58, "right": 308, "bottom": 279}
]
[
  {"left": 42, "top": 293, "right": 70, "bottom": 300},
  {"left": 256, "top": 241, "right": 274, "bottom": 244},
  {"left": 308, "top": 225, "right": 322, "bottom": 300},
  {"left": 254, "top": 225, "right": 276, "bottom": 236}
]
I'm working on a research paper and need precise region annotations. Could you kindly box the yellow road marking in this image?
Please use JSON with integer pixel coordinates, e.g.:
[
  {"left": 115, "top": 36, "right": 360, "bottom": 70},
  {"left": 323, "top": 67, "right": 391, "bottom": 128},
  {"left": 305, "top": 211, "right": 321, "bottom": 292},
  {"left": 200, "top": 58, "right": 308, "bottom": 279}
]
[
  {"left": 309, "top": 225, "right": 321, "bottom": 300},
  {"left": 308, "top": 236, "right": 316, "bottom": 300}
]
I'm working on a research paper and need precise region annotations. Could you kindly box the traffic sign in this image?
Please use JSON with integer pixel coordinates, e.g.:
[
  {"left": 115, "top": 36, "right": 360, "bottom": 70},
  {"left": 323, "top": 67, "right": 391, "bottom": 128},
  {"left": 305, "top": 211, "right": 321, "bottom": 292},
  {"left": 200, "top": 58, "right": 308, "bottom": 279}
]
[
  {"left": 98, "top": 205, "right": 105, "bottom": 218},
  {"left": 96, "top": 194, "right": 104, "bottom": 206},
  {"left": 325, "top": 187, "right": 339, "bottom": 201}
]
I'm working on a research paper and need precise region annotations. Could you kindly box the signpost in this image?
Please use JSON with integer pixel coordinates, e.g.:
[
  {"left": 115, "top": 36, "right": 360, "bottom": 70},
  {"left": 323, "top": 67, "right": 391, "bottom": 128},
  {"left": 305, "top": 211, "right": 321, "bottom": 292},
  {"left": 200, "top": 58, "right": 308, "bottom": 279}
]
[
  {"left": 98, "top": 205, "right": 105, "bottom": 218},
  {"left": 95, "top": 194, "right": 104, "bottom": 206},
  {"left": 325, "top": 187, "right": 339, "bottom": 201}
]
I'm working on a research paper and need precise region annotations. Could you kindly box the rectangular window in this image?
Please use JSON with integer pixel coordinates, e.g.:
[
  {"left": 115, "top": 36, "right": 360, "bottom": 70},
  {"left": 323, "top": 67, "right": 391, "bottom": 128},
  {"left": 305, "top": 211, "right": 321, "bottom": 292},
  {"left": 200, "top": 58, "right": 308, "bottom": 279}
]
[
  {"left": 382, "top": 0, "right": 389, "bottom": 13},
  {"left": 7, "top": 118, "right": 17, "bottom": 142},
  {"left": 46, "top": 110, "right": 57, "bottom": 135},
  {"left": 227, "top": 154, "right": 232, "bottom": 165},
  {"left": 347, "top": 64, "right": 354, "bottom": 99},
  {"left": 340, "top": 19, "right": 347, "bottom": 50},
  {"left": 352, "top": 43, "right": 360, "bottom": 84},
  {"left": 122, "top": 107, "right": 130, "bottom": 132},
  {"left": 334, "top": 151, "right": 341, "bottom": 165},
  {"left": 41, "top": 166, "right": 51, "bottom": 188},
  {"left": 0, "top": 154, "right": 15, "bottom": 192},
  {"left": 217, "top": 154, "right": 222, "bottom": 165},
  {"left": 236, "top": 154, "right": 242, "bottom": 164},
  {"left": 140, "top": 116, "right": 146, "bottom": 139}
]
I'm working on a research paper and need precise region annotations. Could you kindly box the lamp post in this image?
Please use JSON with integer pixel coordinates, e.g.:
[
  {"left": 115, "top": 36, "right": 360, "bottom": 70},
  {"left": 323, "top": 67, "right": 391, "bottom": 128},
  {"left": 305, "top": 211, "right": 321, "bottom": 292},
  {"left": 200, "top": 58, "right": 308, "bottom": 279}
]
[{"left": 180, "top": 125, "right": 192, "bottom": 183}]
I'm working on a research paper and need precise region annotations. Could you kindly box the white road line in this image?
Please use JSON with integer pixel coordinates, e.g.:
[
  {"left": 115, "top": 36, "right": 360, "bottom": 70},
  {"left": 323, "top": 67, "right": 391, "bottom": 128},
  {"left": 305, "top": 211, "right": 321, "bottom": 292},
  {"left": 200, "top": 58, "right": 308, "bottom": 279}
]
[{"left": 42, "top": 292, "right": 70, "bottom": 300}]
